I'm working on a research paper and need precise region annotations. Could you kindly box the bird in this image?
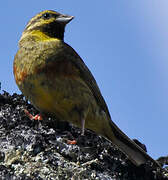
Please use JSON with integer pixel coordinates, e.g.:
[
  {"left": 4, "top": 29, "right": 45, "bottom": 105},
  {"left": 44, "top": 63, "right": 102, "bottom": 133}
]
[{"left": 13, "top": 10, "right": 160, "bottom": 167}]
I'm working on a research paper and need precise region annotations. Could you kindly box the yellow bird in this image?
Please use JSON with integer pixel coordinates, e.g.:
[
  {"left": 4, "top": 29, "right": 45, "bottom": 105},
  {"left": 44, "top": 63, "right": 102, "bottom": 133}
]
[{"left": 13, "top": 10, "right": 160, "bottom": 167}]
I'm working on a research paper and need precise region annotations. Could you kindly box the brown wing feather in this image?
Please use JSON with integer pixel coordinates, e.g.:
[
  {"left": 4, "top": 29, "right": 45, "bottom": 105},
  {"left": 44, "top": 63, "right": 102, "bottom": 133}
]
[{"left": 63, "top": 42, "right": 111, "bottom": 119}]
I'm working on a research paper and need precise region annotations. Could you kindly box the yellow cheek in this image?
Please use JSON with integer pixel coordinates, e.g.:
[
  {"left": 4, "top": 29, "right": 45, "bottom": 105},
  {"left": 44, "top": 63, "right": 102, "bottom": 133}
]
[
  {"left": 21, "top": 30, "right": 61, "bottom": 42},
  {"left": 30, "top": 30, "right": 57, "bottom": 41}
]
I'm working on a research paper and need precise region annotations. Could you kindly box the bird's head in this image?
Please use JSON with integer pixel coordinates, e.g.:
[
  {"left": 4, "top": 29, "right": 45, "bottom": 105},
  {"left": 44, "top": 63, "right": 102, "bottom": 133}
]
[{"left": 20, "top": 10, "right": 74, "bottom": 42}]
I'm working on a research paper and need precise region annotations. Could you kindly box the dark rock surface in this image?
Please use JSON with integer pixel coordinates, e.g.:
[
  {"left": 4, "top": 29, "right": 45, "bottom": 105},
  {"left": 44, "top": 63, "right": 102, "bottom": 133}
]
[{"left": 0, "top": 91, "right": 167, "bottom": 180}]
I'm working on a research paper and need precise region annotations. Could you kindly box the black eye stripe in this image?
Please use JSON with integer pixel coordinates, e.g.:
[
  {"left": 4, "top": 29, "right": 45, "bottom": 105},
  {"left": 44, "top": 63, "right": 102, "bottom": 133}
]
[{"left": 25, "top": 12, "right": 62, "bottom": 32}]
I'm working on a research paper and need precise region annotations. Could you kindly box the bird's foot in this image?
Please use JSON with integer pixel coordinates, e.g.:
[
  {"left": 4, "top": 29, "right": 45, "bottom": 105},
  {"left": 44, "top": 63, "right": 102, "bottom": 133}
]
[
  {"left": 67, "top": 139, "right": 77, "bottom": 145},
  {"left": 66, "top": 134, "right": 85, "bottom": 145},
  {"left": 24, "top": 109, "right": 43, "bottom": 120}
]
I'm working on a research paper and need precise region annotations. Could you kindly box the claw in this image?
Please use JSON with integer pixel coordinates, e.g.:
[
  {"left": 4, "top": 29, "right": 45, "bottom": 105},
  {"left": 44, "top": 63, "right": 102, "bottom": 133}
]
[
  {"left": 67, "top": 139, "right": 77, "bottom": 145},
  {"left": 24, "top": 109, "right": 42, "bottom": 120}
]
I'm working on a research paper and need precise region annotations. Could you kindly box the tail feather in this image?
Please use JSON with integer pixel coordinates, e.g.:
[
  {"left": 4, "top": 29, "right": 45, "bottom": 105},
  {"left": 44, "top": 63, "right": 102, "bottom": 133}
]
[
  {"left": 114, "top": 137, "right": 148, "bottom": 166},
  {"left": 105, "top": 119, "right": 160, "bottom": 167}
]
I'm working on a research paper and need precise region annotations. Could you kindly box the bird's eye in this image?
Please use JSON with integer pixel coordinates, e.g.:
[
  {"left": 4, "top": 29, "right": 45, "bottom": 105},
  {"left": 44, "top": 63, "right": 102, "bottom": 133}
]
[{"left": 42, "top": 13, "right": 51, "bottom": 19}]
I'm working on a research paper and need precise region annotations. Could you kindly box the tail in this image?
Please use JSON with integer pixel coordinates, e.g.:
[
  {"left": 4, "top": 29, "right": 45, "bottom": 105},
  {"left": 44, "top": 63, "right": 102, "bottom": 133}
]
[{"left": 104, "top": 119, "right": 160, "bottom": 167}]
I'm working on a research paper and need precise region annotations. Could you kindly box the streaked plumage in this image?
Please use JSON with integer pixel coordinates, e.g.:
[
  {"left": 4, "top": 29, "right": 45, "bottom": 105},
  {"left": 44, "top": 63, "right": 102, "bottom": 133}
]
[{"left": 14, "top": 10, "right": 160, "bottom": 167}]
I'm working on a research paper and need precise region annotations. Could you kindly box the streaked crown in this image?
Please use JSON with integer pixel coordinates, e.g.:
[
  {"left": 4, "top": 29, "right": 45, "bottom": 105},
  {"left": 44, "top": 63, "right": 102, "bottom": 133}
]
[{"left": 21, "top": 10, "right": 74, "bottom": 41}]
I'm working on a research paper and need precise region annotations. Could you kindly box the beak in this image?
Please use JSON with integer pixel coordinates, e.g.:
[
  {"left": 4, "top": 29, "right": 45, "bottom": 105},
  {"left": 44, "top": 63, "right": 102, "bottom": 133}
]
[{"left": 56, "top": 15, "right": 74, "bottom": 24}]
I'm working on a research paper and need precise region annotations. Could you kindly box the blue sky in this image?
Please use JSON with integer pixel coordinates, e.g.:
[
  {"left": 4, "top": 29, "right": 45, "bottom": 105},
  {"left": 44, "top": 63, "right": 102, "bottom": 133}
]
[{"left": 1, "top": 1, "right": 168, "bottom": 160}]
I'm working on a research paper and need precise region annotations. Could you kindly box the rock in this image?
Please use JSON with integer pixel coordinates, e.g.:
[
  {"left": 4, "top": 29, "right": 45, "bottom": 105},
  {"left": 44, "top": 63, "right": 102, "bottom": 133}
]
[{"left": 0, "top": 91, "right": 167, "bottom": 180}]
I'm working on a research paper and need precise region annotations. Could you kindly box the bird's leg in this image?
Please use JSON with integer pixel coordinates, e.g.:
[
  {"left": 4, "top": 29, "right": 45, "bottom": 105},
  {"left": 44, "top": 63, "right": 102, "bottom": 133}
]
[
  {"left": 24, "top": 109, "right": 43, "bottom": 120},
  {"left": 67, "top": 111, "right": 86, "bottom": 144},
  {"left": 81, "top": 117, "right": 85, "bottom": 136},
  {"left": 80, "top": 108, "right": 88, "bottom": 136}
]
